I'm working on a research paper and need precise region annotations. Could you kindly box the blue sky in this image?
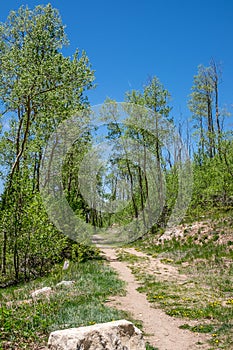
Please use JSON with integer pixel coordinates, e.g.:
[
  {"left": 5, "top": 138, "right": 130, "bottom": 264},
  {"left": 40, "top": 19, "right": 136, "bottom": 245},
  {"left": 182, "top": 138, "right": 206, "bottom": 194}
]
[{"left": 1, "top": 0, "right": 233, "bottom": 125}]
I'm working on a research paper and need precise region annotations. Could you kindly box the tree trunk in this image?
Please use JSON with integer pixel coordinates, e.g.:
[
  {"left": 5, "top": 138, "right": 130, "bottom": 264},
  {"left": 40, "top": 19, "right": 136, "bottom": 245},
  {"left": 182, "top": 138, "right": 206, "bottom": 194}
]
[{"left": 1, "top": 229, "right": 7, "bottom": 275}]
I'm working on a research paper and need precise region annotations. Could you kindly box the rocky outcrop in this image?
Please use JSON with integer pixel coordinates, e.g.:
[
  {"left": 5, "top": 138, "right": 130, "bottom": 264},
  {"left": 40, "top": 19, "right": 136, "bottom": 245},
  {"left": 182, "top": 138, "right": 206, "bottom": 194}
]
[
  {"left": 31, "top": 287, "right": 52, "bottom": 299},
  {"left": 48, "top": 319, "right": 146, "bottom": 350},
  {"left": 56, "top": 280, "right": 75, "bottom": 287}
]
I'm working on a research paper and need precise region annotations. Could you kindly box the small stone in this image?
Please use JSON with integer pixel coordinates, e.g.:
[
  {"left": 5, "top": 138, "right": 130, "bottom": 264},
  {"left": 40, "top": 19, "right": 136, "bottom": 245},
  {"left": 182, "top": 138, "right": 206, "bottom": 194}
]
[{"left": 62, "top": 260, "right": 70, "bottom": 270}]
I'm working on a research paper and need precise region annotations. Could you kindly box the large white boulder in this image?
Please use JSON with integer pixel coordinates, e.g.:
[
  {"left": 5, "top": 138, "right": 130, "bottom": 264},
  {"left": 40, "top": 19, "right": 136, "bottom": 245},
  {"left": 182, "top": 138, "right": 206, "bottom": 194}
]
[{"left": 48, "top": 319, "right": 146, "bottom": 350}]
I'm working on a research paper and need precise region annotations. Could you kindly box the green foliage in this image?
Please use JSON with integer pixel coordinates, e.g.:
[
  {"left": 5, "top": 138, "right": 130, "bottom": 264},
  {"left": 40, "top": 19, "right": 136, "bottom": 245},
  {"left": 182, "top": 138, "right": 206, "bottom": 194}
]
[
  {"left": 146, "top": 344, "right": 159, "bottom": 350},
  {"left": 62, "top": 81, "right": 173, "bottom": 234},
  {"left": 126, "top": 76, "right": 171, "bottom": 118},
  {"left": 61, "top": 240, "right": 101, "bottom": 263},
  {"left": 0, "top": 4, "right": 95, "bottom": 283},
  {"left": 188, "top": 141, "right": 233, "bottom": 217},
  {"left": 188, "top": 62, "right": 220, "bottom": 159},
  {"left": 180, "top": 323, "right": 215, "bottom": 333},
  {"left": 0, "top": 12, "right": 232, "bottom": 350}
]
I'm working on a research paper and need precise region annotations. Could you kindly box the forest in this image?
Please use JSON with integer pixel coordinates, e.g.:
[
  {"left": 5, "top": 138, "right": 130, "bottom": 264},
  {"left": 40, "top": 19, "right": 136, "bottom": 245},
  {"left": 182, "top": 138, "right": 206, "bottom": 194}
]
[
  {"left": 0, "top": 4, "right": 232, "bottom": 284},
  {"left": 0, "top": 4, "right": 233, "bottom": 350}
]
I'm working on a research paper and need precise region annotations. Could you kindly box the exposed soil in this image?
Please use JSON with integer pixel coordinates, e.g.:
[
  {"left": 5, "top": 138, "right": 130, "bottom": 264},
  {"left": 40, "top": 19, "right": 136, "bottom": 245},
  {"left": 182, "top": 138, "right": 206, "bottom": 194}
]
[
  {"left": 101, "top": 247, "right": 211, "bottom": 350},
  {"left": 122, "top": 248, "right": 188, "bottom": 284}
]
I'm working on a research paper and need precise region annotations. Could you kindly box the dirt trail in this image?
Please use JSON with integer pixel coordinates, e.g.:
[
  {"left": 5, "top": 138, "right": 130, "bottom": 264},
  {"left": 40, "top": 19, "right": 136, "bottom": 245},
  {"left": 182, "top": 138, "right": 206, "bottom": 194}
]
[
  {"left": 101, "top": 247, "right": 210, "bottom": 350},
  {"left": 122, "top": 248, "right": 188, "bottom": 284}
]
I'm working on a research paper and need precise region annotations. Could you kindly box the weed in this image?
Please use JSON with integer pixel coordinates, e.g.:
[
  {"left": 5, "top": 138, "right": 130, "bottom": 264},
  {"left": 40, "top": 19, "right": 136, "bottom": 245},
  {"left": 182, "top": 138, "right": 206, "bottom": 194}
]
[
  {"left": 146, "top": 344, "right": 159, "bottom": 350},
  {"left": 179, "top": 323, "right": 215, "bottom": 333}
]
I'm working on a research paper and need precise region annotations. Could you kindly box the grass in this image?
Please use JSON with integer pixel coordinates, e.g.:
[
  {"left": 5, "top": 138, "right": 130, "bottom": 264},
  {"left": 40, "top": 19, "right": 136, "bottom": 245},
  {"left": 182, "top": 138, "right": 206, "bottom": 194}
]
[
  {"left": 145, "top": 344, "right": 158, "bottom": 350},
  {"left": 0, "top": 260, "right": 127, "bottom": 349},
  {"left": 116, "top": 249, "right": 149, "bottom": 263},
  {"left": 123, "top": 219, "right": 233, "bottom": 350}
]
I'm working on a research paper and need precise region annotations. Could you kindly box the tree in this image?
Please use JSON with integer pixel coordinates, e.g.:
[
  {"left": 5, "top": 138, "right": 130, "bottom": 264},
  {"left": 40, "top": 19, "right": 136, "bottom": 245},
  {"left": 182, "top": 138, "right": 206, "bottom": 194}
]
[
  {"left": 125, "top": 77, "right": 172, "bottom": 227},
  {"left": 80, "top": 79, "right": 172, "bottom": 233},
  {"left": 210, "top": 59, "right": 222, "bottom": 156},
  {"left": 0, "top": 4, "right": 94, "bottom": 281},
  {"left": 188, "top": 61, "right": 233, "bottom": 212},
  {"left": 188, "top": 61, "right": 222, "bottom": 161}
]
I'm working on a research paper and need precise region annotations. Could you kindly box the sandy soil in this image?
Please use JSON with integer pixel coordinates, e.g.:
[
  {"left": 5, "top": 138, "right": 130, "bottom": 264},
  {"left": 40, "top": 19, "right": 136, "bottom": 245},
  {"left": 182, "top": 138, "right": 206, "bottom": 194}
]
[{"left": 101, "top": 247, "right": 210, "bottom": 350}]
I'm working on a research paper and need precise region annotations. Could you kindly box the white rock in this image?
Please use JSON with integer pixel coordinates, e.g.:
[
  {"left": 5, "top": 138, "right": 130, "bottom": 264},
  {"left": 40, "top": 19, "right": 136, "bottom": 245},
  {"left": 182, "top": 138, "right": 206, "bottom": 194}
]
[
  {"left": 62, "top": 260, "right": 70, "bottom": 270},
  {"left": 31, "top": 287, "right": 52, "bottom": 299},
  {"left": 56, "top": 281, "right": 75, "bottom": 287},
  {"left": 48, "top": 319, "right": 146, "bottom": 350}
]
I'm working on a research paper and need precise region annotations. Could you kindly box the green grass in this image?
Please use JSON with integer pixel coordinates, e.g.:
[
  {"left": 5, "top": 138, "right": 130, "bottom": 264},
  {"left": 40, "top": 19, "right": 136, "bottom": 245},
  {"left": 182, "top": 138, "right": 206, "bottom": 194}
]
[
  {"left": 146, "top": 344, "right": 158, "bottom": 350},
  {"left": 0, "top": 260, "right": 127, "bottom": 349},
  {"left": 179, "top": 323, "right": 215, "bottom": 333},
  {"left": 116, "top": 249, "right": 149, "bottom": 263},
  {"left": 125, "top": 221, "right": 233, "bottom": 350}
]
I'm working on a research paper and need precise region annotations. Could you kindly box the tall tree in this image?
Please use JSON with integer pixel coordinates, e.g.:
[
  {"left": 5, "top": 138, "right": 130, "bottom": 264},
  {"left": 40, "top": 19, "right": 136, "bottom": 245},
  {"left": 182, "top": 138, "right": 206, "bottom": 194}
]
[
  {"left": 189, "top": 65, "right": 214, "bottom": 159},
  {"left": 189, "top": 61, "right": 222, "bottom": 161},
  {"left": 125, "top": 77, "right": 171, "bottom": 220},
  {"left": 0, "top": 4, "right": 94, "bottom": 280},
  {"left": 210, "top": 59, "right": 222, "bottom": 156}
]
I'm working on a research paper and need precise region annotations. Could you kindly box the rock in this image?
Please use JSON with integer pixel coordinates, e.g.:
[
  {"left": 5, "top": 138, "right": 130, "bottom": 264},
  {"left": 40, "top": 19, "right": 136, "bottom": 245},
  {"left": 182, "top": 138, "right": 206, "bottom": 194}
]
[
  {"left": 48, "top": 319, "right": 146, "bottom": 350},
  {"left": 62, "top": 260, "right": 70, "bottom": 270},
  {"left": 31, "top": 287, "right": 52, "bottom": 299},
  {"left": 1, "top": 299, "right": 33, "bottom": 308},
  {"left": 56, "top": 281, "right": 75, "bottom": 287}
]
